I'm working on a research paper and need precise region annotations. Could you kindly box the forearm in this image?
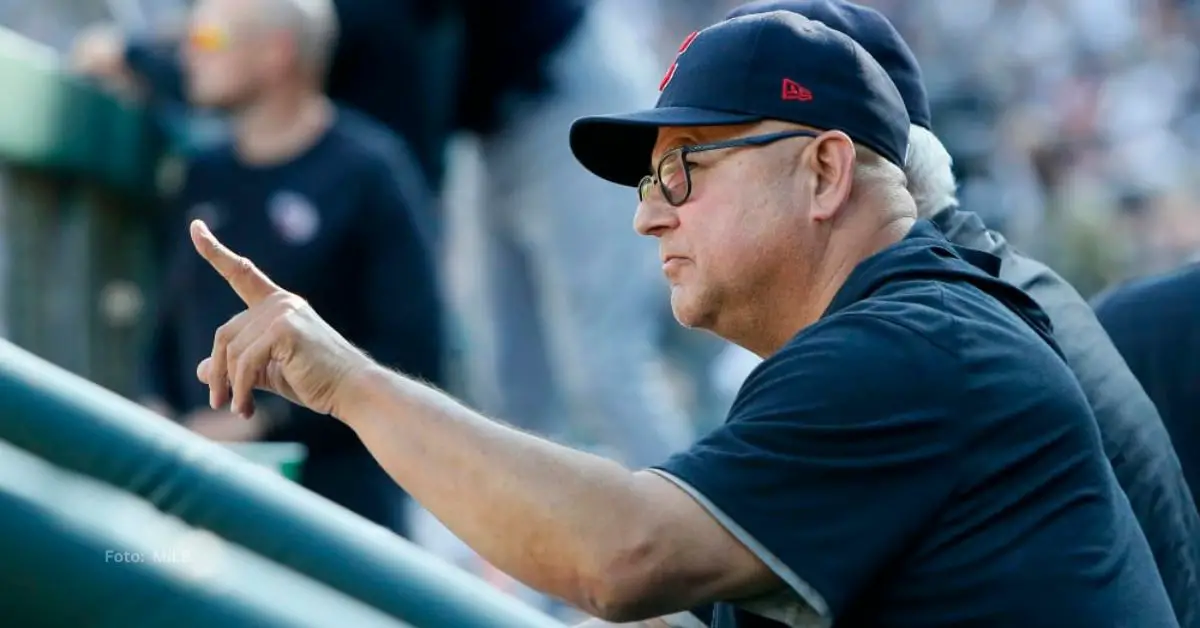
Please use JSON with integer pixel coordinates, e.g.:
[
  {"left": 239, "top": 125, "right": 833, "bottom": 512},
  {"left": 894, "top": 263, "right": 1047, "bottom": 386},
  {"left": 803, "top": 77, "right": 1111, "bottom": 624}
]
[{"left": 333, "top": 365, "right": 650, "bottom": 609}]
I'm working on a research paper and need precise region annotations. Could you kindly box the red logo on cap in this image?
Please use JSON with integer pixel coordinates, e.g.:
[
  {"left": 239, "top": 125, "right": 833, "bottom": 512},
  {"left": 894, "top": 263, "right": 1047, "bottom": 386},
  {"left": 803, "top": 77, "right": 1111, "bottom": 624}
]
[
  {"left": 659, "top": 31, "right": 700, "bottom": 92},
  {"left": 781, "top": 78, "right": 813, "bottom": 102}
]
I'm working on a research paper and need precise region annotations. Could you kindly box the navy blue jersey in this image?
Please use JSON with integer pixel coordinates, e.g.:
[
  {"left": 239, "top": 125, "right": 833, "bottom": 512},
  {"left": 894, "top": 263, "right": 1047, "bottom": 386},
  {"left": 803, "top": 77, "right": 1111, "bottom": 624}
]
[{"left": 655, "top": 221, "right": 1175, "bottom": 627}]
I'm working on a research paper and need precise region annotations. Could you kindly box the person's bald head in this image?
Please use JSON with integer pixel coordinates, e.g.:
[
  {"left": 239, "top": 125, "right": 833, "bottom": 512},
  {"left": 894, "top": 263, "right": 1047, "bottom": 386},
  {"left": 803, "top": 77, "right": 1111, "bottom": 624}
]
[
  {"left": 250, "top": 0, "right": 338, "bottom": 78},
  {"left": 184, "top": 0, "right": 338, "bottom": 109}
]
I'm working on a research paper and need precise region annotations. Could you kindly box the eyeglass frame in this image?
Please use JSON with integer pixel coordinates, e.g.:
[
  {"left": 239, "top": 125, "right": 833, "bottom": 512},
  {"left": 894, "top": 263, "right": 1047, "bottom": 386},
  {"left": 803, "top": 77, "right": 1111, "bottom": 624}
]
[{"left": 637, "top": 129, "right": 821, "bottom": 207}]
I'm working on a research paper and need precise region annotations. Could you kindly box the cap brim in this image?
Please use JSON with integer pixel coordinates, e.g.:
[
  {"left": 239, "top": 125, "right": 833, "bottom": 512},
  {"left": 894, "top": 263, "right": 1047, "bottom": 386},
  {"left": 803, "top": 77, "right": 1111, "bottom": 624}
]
[{"left": 569, "top": 107, "right": 762, "bottom": 187}]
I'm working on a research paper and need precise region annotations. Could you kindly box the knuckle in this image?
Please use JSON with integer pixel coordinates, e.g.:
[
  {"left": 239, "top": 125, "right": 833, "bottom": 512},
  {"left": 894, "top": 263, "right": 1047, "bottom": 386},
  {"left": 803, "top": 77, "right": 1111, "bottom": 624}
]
[
  {"left": 282, "top": 293, "right": 307, "bottom": 311},
  {"left": 265, "top": 292, "right": 304, "bottom": 313},
  {"left": 267, "top": 314, "right": 292, "bottom": 336}
]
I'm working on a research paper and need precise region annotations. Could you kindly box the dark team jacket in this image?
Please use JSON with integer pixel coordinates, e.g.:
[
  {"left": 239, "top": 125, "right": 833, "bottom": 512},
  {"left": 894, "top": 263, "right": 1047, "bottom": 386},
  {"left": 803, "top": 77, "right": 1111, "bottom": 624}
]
[{"left": 660, "top": 221, "right": 1176, "bottom": 627}]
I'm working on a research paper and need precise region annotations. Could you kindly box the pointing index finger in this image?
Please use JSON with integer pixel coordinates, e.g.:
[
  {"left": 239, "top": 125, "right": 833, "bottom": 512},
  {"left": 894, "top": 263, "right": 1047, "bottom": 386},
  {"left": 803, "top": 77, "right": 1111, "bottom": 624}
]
[{"left": 190, "top": 219, "right": 282, "bottom": 306}]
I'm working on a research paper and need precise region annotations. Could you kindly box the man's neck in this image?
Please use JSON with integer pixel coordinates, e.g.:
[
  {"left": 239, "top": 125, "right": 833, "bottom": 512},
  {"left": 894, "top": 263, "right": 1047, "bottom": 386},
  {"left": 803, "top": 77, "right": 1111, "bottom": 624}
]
[
  {"left": 737, "top": 214, "right": 915, "bottom": 358},
  {"left": 232, "top": 90, "right": 333, "bottom": 166}
]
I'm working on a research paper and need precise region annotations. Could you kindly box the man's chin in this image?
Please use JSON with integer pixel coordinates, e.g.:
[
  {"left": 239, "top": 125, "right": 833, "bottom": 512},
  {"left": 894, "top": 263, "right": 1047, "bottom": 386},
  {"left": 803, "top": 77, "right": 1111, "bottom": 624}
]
[{"left": 669, "top": 291, "right": 710, "bottom": 330}]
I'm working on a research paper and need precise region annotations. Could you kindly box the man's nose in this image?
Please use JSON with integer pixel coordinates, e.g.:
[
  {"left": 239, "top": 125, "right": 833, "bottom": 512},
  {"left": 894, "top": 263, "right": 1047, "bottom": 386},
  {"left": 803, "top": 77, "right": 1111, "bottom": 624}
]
[{"left": 633, "top": 197, "right": 679, "bottom": 237}]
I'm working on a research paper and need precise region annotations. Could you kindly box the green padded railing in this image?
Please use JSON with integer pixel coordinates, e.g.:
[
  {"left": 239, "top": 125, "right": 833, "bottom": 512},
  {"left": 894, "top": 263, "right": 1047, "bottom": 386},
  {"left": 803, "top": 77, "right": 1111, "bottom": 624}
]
[
  {"left": 0, "top": 440, "right": 414, "bottom": 628},
  {"left": 0, "top": 339, "right": 566, "bottom": 628},
  {"left": 0, "top": 28, "right": 162, "bottom": 192}
]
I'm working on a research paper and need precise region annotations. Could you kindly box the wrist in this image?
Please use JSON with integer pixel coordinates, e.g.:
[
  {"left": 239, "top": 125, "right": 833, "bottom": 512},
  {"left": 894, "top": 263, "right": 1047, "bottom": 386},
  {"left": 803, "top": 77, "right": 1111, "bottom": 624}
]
[{"left": 330, "top": 362, "right": 391, "bottom": 428}]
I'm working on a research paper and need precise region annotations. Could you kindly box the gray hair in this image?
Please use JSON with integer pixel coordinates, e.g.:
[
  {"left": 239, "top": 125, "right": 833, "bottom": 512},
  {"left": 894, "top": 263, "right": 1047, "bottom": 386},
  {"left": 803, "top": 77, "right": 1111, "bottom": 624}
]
[
  {"left": 905, "top": 125, "right": 958, "bottom": 218},
  {"left": 255, "top": 0, "right": 339, "bottom": 79}
]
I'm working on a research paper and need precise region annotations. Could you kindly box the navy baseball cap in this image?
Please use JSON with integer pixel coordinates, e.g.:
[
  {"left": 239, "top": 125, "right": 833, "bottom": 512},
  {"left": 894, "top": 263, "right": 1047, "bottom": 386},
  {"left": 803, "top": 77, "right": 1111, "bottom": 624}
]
[
  {"left": 569, "top": 11, "right": 909, "bottom": 188},
  {"left": 726, "top": 0, "right": 931, "bottom": 129}
]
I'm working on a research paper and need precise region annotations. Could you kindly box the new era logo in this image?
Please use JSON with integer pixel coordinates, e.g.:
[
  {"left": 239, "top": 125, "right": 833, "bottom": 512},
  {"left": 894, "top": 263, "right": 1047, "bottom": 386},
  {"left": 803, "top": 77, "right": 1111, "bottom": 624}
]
[{"left": 781, "top": 78, "right": 812, "bottom": 102}]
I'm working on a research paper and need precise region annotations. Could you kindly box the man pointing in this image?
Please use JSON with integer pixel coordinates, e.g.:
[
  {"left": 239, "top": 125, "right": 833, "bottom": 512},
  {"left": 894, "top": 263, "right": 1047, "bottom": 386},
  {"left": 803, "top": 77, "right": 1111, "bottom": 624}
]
[{"left": 190, "top": 12, "right": 1174, "bottom": 627}]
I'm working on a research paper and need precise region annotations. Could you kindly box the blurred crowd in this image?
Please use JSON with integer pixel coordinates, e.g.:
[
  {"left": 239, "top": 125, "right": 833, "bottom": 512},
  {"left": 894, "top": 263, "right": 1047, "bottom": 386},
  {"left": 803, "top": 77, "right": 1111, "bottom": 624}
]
[
  {"left": 7, "top": 0, "right": 1199, "bottom": 291},
  {"left": 3, "top": 0, "right": 1200, "bottom": 620}
]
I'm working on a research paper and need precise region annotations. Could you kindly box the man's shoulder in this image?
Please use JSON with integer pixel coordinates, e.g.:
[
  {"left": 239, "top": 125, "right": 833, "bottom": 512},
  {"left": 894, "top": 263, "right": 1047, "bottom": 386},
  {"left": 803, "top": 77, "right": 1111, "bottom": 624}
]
[
  {"left": 947, "top": 234, "right": 1172, "bottom": 459},
  {"left": 327, "top": 108, "right": 420, "bottom": 167},
  {"left": 739, "top": 311, "right": 956, "bottom": 421},
  {"left": 799, "top": 277, "right": 1079, "bottom": 416},
  {"left": 835, "top": 274, "right": 1036, "bottom": 359},
  {"left": 327, "top": 107, "right": 431, "bottom": 199},
  {"left": 782, "top": 309, "right": 955, "bottom": 366},
  {"left": 998, "top": 248, "right": 1176, "bottom": 452}
]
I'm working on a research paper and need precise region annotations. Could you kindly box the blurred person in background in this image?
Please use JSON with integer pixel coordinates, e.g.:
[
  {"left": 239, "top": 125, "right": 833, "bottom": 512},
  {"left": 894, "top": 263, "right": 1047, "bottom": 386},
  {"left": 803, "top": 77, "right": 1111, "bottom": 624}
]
[
  {"left": 70, "top": 0, "right": 460, "bottom": 197},
  {"left": 85, "top": 0, "right": 443, "bottom": 537},
  {"left": 1094, "top": 264, "right": 1200, "bottom": 521},
  {"left": 727, "top": 2, "right": 1200, "bottom": 623},
  {"left": 451, "top": 0, "right": 695, "bottom": 468}
]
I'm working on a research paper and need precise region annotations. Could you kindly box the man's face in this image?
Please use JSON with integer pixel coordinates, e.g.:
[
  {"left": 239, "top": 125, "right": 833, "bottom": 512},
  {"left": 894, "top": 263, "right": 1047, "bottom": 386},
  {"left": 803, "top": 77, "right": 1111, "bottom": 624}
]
[
  {"left": 634, "top": 122, "right": 821, "bottom": 333},
  {"left": 183, "top": 0, "right": 280, "bottom": 109}
]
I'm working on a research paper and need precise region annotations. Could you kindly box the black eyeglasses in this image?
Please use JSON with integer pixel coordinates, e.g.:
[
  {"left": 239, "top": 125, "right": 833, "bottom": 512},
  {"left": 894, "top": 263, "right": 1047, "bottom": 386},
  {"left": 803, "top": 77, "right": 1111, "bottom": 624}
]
[{"left": 638, "top": 130, "right": 819, "bottom": 206}]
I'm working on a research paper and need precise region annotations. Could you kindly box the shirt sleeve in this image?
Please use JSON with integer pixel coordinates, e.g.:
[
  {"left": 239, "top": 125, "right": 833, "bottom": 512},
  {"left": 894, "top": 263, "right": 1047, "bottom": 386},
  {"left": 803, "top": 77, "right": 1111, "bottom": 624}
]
[{"left": 652, "top": 314, "right": 963, "bottom": 623}]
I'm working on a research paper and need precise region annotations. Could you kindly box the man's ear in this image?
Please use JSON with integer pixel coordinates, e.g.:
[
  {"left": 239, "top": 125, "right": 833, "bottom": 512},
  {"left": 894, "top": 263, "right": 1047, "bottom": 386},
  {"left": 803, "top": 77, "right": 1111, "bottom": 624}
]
[{"left": 803, "top": 131, "right": 856, "bottom": 222}]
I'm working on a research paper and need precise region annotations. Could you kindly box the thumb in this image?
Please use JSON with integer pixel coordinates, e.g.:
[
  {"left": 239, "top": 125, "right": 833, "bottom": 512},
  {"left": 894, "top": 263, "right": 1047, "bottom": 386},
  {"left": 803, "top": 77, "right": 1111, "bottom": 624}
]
[{"left": 197, "top": 357, "right": 213, "bottom": 385}]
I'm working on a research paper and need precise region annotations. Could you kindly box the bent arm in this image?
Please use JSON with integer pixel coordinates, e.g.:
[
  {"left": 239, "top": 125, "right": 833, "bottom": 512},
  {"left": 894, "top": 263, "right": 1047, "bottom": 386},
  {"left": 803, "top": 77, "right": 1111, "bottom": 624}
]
[{"left": 333, "top": 367, "right": 776, "bottom": 621}]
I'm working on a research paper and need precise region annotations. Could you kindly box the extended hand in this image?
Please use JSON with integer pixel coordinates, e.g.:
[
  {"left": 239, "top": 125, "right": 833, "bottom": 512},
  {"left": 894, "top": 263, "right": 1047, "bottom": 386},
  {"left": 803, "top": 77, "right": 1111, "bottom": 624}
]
[{"left": 190, "top": 220, "right": 373, "bottom": 418}]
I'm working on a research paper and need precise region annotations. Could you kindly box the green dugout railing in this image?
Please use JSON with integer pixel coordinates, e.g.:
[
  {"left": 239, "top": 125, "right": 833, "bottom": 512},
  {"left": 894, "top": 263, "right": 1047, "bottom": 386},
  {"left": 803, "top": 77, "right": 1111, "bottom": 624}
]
[
  {"left": 0, "top": 332, "right": 564, "bottom": 627},
  {"left": 0, "top": 440, "right": 414, "bottom": 628}
]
